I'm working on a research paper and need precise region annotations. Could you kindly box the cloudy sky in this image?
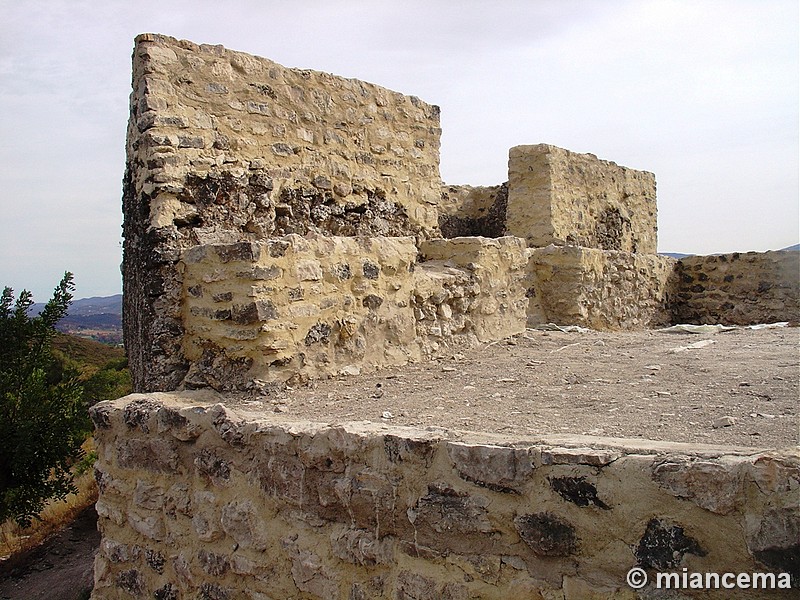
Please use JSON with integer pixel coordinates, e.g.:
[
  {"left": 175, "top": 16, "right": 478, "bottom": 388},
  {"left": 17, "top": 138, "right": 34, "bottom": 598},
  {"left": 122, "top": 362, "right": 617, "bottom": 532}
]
[{"left": 0, "top": 0, "right": 797, "bottom": 301}]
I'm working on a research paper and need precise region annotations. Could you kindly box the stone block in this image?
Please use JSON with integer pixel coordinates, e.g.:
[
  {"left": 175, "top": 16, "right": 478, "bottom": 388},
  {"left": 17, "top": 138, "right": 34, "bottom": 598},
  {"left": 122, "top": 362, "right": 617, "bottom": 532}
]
[{"left": 507, "top": 144, "right": 657, "bottom": 253}]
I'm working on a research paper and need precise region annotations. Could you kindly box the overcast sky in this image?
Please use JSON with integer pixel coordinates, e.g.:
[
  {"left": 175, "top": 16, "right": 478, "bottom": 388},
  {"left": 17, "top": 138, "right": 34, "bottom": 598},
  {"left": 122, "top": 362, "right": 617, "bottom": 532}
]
[{"left": 0, "top": 0, "right": 797, "bottom": 301}]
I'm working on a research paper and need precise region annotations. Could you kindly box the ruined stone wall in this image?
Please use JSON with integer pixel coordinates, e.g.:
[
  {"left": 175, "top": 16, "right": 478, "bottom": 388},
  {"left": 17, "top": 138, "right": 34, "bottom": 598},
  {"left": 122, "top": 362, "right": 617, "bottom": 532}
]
[
  {"left": 123, "top": 34, "right": 441, "bottom": 391},
  {"left": 179, "top": 234, "right": 527, "bottom": 390},
  {"left": 672, "top": 251, "right": 800, "bottom": 325},
  {"left": 438, "top": 184, "right": 508, "bottom": 239},
  {"left": 90, "top": 394, "right": 798, "bottom": 599},
  {"left": 507, "top": 145, "right": 657, "bottom": 253},
  {"left": 525, "top": 245, "right": 676, "bottom": 330}
]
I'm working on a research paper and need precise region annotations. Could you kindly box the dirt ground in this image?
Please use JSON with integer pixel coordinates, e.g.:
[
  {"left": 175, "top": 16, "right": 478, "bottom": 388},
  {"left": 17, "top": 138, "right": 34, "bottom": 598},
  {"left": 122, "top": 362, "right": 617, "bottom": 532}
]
[
  {"left": 1, "top": 326, "right": 796, "bottom": 599},
  {"left": 248, "top": 325, "right": 800, "bottom": 449},
  {"left": 0, "top": 505, "right": 98, "bottom": 600}
]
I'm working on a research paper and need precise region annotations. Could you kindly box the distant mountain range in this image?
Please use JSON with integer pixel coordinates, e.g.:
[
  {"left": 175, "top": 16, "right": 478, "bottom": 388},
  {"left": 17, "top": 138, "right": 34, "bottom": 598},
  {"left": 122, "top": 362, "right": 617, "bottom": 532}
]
[{"left": 31, "top": 294, "right": 123, "bottom": 345}]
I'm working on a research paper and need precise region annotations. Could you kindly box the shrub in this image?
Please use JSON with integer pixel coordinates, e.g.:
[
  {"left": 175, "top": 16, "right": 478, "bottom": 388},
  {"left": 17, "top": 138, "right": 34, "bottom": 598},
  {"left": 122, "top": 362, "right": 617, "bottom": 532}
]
[{"left": 0, "top": 273, "right": 91, "bottom": 527}]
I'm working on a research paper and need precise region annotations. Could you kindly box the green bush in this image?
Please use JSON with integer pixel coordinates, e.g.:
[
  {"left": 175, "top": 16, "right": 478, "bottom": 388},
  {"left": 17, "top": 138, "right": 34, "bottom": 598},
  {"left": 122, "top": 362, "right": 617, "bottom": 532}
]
[{"left": 0, "top": 273, "right": 91, "bottom": 527}]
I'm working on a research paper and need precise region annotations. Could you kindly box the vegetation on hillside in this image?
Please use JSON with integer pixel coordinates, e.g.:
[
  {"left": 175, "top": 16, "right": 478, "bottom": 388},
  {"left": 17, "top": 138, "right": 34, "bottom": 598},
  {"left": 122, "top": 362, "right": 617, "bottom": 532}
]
[{"left": 0, "top": 273, "right": 130, "bottom": 529}]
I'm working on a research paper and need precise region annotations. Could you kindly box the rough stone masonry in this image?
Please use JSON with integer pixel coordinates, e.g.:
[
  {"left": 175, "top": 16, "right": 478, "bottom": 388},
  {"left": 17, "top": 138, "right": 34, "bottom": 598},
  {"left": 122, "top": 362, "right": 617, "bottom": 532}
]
[{"left": 103, "top": 33, "right": 800, "bottom": 599}]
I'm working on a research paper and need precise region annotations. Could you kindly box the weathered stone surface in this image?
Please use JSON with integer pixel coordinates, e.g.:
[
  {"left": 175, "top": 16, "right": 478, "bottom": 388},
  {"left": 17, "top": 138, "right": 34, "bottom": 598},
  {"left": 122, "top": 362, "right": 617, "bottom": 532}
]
[
  {"left": 652, "top": 456, "right": 744, "bottom": 514},
  {"left": 124, "top": 34, "right": 441, "bottom": 392},
  {"left": 514, "top": 512, "right": 578, "bottom": 557},
  {"left": 672, "top": 251, "right": 800, "bottom": 325},
  {"left": 525, "top": 245, "right": 675, "bottom": 329},
  {"left": 507, "top": 144, "right": 657, "bottom": 253},
  {"left": 634, "top": 518, "right": 706, "bottom": 570},
  {"left": 91, "top": 395, "right": 799, "bottom": 599}
]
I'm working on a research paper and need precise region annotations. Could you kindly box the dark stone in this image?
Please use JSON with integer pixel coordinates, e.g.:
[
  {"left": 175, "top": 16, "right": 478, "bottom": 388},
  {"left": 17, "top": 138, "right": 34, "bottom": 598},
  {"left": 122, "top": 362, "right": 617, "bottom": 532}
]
[
  {"left": 758, "top": 281, "right": 772, "bottom": 293},
  {"left": 288, "top": 287, "right": 304, "bottom": 301},
  {"left": 195, "top": 449, "right": 232, "bottom": 482},
  {"left": 89, "top": 405, "right": 112, "bottom": 430},
  {"left": 271, "top": 143, "right": 294, "bottom": 156},
  {"left": 274, "top": 186, "right": 413, "bottom": 237},
  {"left": 691, "top": 284, "right": 705, "bottom": 293},
  {"left": 123, "top": 398, "right": 162, "bottom": 432},
  {"left": 232, "top": 300, "right": 277, "bottom": 324},
  {"left": 752, "top": 547, "right": 800, "bottom": 584},
  {"left": 723, "top": 275, "right": 735, "bottom": 283},
  {"left": 116, "top": 569, "right": 144, "bottom": 594},
  {"left": 188, "top": 284, "right": 204, "bottom": 297},
  {"left": 145, "top": 549, "right": 165, "bottom": 574},
  {"left": 216, "top": 242, "right": 259, "bottom": 263},
  {"left": 362, "top": 295, "right": 383, "bottom": 310},
  {"left": 305, "top": 322, "right": 332, "bottom": 345},
  {"left": 410, "top": 483, "right": 493, "bottom": 535},
  {"left": 362, "top": 261, "right": 380, "bottom": 280},
  {"left": 199, "top": 582, "right": 230, "bottom": 600},
  {"left": 177, "top": 135, "right": 205, "bottom": 149},
  {"left": 268, "top": 240, "right": 290, "bottom": 257},
  {"left": 333, "top": 263, "right": 352, "bottom": 280},
  {"left": 212, "top": 291, "right": 233, "bottom": 303},
  {"left": 635, "top": 518, "right": 706, "bottom": 570},
  {"left": 154, "top": 584, "right": 178, "bottom": 600},
  {"left": 549, "top": 476, "right": 610, "bottom": 510},
  {"left": 250, "top": 265, "right": 282, "bottom": 280},
  {"left": 439, "top": 182, "right": 508, "bottom": 239},
  {"left": 514, "top": 512, "right": 577, "bottom": 557}
]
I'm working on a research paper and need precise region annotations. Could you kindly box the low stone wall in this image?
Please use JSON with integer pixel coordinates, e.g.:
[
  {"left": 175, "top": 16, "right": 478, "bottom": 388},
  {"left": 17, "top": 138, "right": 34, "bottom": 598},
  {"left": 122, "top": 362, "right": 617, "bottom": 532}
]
[
  {"left": 180, "top": 234, "right": 528, "bottom": 389},
  {"left": 525, "top": 245, "right": 676, "bottom": 330},
  {"left": 673, "top": 251, "right": 800, "bottom": 325},
  {"left": 507, "top": 145, "right": 657, "bottom": 254},
  {"left": 90, "top": 394, "right": 798, "bottom": 599}
]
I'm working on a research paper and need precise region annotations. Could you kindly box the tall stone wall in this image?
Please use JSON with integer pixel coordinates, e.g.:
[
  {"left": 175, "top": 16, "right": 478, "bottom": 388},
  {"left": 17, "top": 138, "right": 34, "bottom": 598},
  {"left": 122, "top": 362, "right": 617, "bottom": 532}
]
[
  {"left": 672, "top": 251, "right": 800, "bottom": 325},
  {"left": 90, "top": 394, "right": 798, "bottom": 599},
  {"left": 526, "top": 245, "right": 676, "bottom": 330},
  {"left": 123, "top": 34, "right": 441, "bottom": 392},
  {"left": 507, "top": 144, "right": 657, "bottom": 253},
  {"left": 179, "top": 234, "right": 527, "bottom": 390}
]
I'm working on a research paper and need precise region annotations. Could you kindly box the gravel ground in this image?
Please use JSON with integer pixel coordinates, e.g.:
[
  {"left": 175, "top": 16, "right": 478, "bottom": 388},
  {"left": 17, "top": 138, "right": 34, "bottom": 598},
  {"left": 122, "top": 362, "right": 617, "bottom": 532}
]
[{"left": 240, "top": 325, "right": 800, "bottom": 449}]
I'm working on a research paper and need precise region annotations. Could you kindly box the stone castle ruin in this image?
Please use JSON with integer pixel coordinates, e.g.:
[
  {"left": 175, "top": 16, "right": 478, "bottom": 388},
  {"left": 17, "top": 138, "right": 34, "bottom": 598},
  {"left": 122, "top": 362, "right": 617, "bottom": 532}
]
[{"left": 91, "top": 34, "right": 799, "bottom": 598}]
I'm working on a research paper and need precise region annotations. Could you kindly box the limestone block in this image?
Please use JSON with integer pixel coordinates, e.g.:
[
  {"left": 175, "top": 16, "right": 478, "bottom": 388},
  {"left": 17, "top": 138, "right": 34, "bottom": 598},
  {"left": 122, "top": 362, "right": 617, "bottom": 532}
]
[
  {"left": 507, "top": 144, "right": 657, "bottom": 253},
  {"left": 525, "top": 245, "right": 676, "bottom": 330}
]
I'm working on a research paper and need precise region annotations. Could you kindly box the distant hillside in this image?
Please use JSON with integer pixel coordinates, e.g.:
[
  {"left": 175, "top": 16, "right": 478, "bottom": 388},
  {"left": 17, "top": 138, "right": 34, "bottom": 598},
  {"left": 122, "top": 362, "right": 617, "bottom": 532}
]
[
  {"left": 31, "top": 294, "right": 122, "bottom": 345},
  {"left": 781, "top": 243, "right": 800, "bottom": 251},
  {"left": 659, "top": 252, "right": 692, "bottom": 259}
]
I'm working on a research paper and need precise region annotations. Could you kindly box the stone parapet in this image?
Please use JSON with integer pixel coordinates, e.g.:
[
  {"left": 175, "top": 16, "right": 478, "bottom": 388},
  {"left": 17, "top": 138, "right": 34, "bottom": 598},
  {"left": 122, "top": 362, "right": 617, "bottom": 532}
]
[
  {"left": 179, "top": 234, "right": 528, "bottom": 390},
  {"left": 525, "top": 245, "right": 676, "bottom": 329},
  {"left": 507, "top": 144, "right": 657, "bottom": 253},
  {"left": 90, "top": 393, "right": 798, "bottom": 599},
  {"left": 672, "top": 251, "right": 800, "bottom": 325}
]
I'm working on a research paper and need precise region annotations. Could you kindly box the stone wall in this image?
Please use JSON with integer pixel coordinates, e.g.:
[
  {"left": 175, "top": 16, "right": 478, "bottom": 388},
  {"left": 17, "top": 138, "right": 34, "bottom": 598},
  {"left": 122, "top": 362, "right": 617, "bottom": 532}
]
[
  {"left": 672, "top": 251, "right": 800, "bottom": 325},
  {"left": 90, "top": 394, "right": 798, "bottom": 599},
  {"left": 507, "top": 144, "right": 657, "bottom": 253},
  {"left": 179, "top": 234, "right": 528, "bottom": 390},
  {"left": 525, "top": 245, "right": 677, "bottom": 330},
  {"left": 438, "top": 184, "right": 508, "bottom": 239},
  {"left": 123, "top": 34, "right": 441, "bottom": 392}
]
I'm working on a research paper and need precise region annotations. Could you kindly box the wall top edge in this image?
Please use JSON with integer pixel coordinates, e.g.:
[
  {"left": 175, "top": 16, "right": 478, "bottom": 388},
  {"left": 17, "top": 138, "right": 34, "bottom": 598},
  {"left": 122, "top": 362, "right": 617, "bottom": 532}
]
[
  {"left": 131, "top": 33, "right": 440, "bottom": 116},
  {"left": 93, "top": 392, "right": 793, "bottom": 458}
]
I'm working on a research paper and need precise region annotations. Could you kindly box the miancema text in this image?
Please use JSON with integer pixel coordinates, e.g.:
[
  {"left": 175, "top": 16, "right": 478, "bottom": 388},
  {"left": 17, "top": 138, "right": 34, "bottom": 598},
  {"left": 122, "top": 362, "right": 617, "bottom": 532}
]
[{"left": 657, "top": 569, "right": 792, "bottom": 590}]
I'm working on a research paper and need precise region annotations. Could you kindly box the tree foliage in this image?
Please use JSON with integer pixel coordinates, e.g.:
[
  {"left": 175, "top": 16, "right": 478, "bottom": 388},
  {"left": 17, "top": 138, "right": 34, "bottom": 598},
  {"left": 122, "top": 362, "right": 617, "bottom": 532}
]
[{"left": 0, "top": 273, "right": 91, "bottom": 527}]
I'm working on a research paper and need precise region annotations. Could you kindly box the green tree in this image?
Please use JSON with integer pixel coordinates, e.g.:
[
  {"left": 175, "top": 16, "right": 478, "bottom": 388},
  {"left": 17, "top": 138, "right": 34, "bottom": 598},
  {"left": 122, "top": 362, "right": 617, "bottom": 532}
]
[{"left": 0, "top": 273, "right": 90, "bottom": 527}]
